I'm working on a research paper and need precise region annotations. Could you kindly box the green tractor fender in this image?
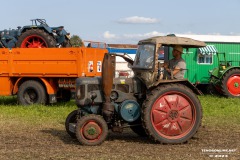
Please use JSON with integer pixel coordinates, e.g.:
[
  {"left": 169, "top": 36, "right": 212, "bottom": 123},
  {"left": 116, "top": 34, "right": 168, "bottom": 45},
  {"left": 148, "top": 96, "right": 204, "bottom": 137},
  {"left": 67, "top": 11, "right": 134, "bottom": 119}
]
[{"left": 218, "top": 66, "right": 240, "bottom": 80}]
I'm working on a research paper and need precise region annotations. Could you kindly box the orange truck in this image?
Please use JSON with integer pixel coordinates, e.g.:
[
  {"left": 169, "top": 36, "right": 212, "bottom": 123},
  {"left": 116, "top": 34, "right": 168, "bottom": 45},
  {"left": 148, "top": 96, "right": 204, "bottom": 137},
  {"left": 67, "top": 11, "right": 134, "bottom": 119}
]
[{"left": 0, "top": 47, "right": 107, "bottom": 105}]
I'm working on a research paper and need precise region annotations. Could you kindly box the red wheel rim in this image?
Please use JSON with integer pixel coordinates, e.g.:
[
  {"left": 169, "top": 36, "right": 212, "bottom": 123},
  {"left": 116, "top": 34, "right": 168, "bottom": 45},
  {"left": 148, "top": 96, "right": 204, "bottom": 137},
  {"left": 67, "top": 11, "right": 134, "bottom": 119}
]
[
  {"left": 227, "top": 75, "right": 240, "bottom": 96},
  {"left": 151, "top": 92, "right": 196, "bottom": 139},
  {"left": 20, "top": 35, "right": 48, "bottom": 48},
  {"left": 80, "top": 121, "right": 102, "bottom": 142}
]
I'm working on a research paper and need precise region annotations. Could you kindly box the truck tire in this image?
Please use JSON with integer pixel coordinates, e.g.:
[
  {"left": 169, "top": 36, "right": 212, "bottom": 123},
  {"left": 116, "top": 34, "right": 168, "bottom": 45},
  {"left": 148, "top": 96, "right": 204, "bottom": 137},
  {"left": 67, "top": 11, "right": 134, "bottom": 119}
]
[
  {"left": 17, "top": 80, "right": 47, "bottom": 105},
  {"left": 76, "top": 114, "right": 108, "bottom": 146},
  {"left": 220, "top": 68, "right": 240, "bottom": 97},
  {"left": 65, "top": 110, "right": 78, "bottom": 138},
  {"left": 142, "top": 83, "right": 202, "bottom": 144},
  {"left": 16, "top": 29, "right": 56, "bottom": 48}
]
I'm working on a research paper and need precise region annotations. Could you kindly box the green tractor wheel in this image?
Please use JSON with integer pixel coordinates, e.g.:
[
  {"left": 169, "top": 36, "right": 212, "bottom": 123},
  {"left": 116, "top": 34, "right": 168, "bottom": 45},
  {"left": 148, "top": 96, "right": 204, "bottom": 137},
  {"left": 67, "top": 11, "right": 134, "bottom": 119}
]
[
  {"left": 142, "top": 84, "right": 202, "bottom": 144},
  {"left": 220, "top": 68, "right": 240, "bottom": 97}
]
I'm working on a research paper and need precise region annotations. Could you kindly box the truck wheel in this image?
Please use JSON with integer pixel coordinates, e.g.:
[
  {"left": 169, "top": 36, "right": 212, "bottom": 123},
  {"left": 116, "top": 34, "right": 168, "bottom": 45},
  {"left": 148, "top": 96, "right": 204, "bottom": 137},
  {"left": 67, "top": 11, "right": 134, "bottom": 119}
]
[
  {"left": 76, "top": 114, "right": 108, "bottom": 146},
  {"left": 17, "top": 80, "right": 47, "bottom": 105},
  {"left": 65, "top": 110, "right": 78, "bottom": 138},
  {"left": 142, "top": 84, "right": 202, "bottom": 144},
  {"left": 220, "top": 68, "right": 240, "bottom": 97},
  {"left": 16, "top": 29, "right": 56, "bottom": 48}
]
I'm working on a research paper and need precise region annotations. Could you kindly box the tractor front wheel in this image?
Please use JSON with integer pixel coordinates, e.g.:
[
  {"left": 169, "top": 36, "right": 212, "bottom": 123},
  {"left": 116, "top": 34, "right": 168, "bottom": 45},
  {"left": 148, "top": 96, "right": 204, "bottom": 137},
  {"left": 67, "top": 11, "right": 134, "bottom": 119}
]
[
  {"left": 16, "top": 29, "right": 56, "bottom": 48},
  {"left": 65, "top": 110, "right": 78, "bottom": 138},
  {"left": 220, "top": 68, "right": 240, "bottom": 97},
  {"left": 76, "top": 114, "right": 108, "bottom": 146},
  {"left": 142, "top": 84, "right": 202, "bottom": 144}
]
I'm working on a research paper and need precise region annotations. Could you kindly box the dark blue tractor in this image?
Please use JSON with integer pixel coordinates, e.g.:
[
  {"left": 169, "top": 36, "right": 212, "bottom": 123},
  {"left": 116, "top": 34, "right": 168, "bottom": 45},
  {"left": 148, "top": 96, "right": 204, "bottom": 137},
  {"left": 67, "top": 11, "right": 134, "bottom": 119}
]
[{"left": 0, "top": 19, "right": 71, "bottom": 48}]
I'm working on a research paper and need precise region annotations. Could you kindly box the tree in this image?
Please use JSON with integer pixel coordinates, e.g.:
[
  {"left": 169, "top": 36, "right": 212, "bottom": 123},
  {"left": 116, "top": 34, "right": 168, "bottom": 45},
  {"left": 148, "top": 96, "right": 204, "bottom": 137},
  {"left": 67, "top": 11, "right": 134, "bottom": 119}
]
[{"left": 70, "top": 35, "right": 84, "bottom": 47}]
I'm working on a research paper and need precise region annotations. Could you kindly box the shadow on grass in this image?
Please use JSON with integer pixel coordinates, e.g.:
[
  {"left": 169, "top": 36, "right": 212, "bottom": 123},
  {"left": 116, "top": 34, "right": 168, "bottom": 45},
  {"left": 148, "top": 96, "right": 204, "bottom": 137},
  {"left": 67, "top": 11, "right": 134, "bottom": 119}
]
[
  {"left": 41, "top": 128, "right": 151, "bottom": 145},
  {"left": 0, "top": 96, "right": 18, "bottom": 106}
]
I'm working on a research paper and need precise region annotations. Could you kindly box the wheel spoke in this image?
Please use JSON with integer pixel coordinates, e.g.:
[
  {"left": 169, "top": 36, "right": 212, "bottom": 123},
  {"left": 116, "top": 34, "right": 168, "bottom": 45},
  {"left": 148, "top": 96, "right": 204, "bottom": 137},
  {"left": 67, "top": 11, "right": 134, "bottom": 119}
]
[
  {"left": 178, "top": 117, "right": 192, "bottom": 133},
  {"left": 179, "top": 105, "right": 193, "bottom": 120},
  {"left": 152, "top": 110, "right": 167, "bottom": 125}
]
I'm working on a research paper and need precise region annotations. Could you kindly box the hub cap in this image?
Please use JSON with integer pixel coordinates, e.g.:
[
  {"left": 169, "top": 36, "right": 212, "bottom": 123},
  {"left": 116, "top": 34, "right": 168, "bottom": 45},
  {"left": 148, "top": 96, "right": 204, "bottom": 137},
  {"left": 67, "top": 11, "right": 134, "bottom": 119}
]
[
  {"left": 227, "top": 75, "right": 240, "bottom": 96},
  {"left": 151, "top": 93, "right": 196, "bottom": 139},
  {"left": 21, "top": 35, "right": 47, "bottom": 48},
  {"left": 81, "top": 121, "right": 102, "bottom": 140}
]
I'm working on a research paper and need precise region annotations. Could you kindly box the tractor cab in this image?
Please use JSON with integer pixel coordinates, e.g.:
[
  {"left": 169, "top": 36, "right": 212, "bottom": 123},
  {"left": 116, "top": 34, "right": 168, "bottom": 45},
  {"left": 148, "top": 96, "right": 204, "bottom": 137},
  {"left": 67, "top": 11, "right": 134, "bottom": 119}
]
[{"left": 131, "top": 35, "right": 206, "bottom": 88}]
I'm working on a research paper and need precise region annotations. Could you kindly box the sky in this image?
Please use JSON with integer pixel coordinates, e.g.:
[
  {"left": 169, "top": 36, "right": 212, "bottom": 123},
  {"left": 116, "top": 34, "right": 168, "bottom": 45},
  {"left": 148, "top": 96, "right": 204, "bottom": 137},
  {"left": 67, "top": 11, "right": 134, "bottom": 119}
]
[{"left": 1, "top": 0, "right": 240, "bottom": 44}]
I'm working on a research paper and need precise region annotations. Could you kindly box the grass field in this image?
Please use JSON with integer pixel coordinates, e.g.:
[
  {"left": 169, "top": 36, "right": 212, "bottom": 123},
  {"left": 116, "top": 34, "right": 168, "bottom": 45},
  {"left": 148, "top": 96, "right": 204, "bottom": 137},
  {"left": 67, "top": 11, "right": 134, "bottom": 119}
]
[{"left": 0, "top": 95, "right": 239, "bottom": 159}]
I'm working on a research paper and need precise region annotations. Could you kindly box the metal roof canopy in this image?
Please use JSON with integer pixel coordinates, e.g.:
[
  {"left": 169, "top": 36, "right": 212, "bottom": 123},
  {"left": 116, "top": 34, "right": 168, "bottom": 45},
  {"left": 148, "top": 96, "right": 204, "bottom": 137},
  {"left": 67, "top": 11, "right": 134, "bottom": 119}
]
[
  {"left": 199, "top": 45, "right": 218, "bottom": 55},
  {"left": 138, "top": 36, "right": 206, "bottom": 48}
]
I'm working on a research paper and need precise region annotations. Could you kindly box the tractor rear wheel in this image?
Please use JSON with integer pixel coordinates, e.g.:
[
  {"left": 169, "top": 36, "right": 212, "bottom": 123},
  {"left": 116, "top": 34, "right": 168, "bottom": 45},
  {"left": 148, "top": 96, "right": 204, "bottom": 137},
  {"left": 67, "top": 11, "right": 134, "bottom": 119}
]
[
  {"left": 220, "top": 68, "right": 240, "bottom": 97},
  {"left": 65, "top": 110, "right": 78, "bottom": 138},
  {"left": 142, "top": 83, "right": 202, "bottom": 144},
  {"left": 76, "top": 114, "right": 108, "bottom": 146},
  {"left": 16, "top": 29, "right": 56, "bottom": 48},
  {"left": 17, "top": 80, "right": 47, "bottom": 105}
]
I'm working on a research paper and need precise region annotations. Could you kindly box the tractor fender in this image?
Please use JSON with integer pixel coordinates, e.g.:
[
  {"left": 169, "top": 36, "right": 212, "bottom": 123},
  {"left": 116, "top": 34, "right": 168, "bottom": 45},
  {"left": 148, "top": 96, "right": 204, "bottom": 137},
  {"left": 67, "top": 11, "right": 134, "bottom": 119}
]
[
  {"left": 153, "top": 79, "right": 203, "bottom": 95},
  {"left": 12, "top": 77, "right": 57, "bottom": 95},
  {"left": 20, "top": 26, "right": 52, "bottom": 35},
  {"left": 219, "top": 66, "right": 240, "bottom": 79}
]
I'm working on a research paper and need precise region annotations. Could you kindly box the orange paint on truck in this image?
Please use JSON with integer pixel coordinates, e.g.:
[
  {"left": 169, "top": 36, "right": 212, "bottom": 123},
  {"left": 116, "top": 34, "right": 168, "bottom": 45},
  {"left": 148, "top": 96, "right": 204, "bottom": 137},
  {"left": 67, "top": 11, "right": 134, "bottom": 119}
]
[{"left": 0, "top": 47, "right": 107, "bottom": 104}]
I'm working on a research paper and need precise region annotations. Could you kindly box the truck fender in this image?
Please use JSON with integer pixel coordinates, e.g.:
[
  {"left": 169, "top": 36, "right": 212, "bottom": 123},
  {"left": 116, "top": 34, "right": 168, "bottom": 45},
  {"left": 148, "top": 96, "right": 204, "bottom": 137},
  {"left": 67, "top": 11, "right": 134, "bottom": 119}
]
[{"left": 12, "top": 78, "right": 57, "bottom": 95}]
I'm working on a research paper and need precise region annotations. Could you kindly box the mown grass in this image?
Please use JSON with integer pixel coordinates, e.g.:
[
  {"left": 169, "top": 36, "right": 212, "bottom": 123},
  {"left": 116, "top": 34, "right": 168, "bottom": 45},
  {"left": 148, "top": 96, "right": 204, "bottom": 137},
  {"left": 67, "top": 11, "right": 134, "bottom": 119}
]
[
  {"left": 0, "top": 96, "right": 77, "bottom": 127},
  {"left": 0, "top": 95, "right": 239, "bottom": 127}
]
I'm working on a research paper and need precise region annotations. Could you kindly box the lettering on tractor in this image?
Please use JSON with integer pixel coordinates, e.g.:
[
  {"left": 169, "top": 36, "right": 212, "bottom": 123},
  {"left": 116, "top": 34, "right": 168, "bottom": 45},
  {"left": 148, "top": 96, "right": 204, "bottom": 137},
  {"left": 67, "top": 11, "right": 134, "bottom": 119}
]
[{"left": 65, "top": 35, "right": 206, "bottom": 145}]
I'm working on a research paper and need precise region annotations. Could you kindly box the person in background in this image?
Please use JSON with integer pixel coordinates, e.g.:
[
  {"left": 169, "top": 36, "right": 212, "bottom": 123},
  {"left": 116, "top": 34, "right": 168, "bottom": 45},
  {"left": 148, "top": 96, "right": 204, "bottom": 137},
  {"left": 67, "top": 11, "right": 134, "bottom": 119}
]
[{"left": 163, "top": 45, "right": 186, "bottom": 79}]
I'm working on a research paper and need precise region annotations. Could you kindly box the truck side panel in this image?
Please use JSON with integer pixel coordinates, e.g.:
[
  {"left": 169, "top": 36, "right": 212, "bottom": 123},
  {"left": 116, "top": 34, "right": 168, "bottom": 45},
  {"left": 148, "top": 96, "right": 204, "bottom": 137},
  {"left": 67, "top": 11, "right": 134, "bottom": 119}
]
[
  {"left": 0, "top": 48, "right": 106, "bottom": 78},
  {"left": 0, "top": 77, "right": 13, "bottom": 95}
]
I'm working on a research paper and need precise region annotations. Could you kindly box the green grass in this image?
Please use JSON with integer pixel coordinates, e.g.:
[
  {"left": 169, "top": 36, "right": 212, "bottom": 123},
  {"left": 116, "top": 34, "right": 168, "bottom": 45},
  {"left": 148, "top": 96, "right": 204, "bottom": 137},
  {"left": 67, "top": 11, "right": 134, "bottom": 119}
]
[
  {"left": 0, "top": 95, "right": 239, "bottom": 127},
  {"left": 0, "top": 96, "right": 77, "bottom": 126}
]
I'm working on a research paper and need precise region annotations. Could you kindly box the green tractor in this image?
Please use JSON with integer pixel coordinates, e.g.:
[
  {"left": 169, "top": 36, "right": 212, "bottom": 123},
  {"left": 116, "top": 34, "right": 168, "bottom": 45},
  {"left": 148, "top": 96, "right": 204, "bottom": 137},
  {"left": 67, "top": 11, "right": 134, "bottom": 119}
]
[
  {"left": 65, "top": 35, "right": 206, "bottom": 145},
  {"left": 210, "top": 52, "right": 240, "bottom": 97}
]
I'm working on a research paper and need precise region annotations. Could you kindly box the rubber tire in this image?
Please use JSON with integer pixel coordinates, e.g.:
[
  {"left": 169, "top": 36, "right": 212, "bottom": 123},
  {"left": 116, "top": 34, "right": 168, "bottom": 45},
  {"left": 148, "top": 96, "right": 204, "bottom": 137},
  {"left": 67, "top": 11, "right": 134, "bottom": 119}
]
[
  {"left": 142, "top": 83, "right": 202, "bottom": 144},
  {"left": 16, "top": 29, "right": 56, "bottom": 48},
  {"left": 62, "top": 40, "right": 72, "bottom": 47},
  {"left": 220, "top": 68, "right": 240, "bottom": 97},
  {"left": 65, "top": 110, "right": 78, "bottom": 138},
  {"left": 76, "top": 114, "right": 108, "bottom": 146},
  {"left": 17, "top": 80, "right": 47, "bottom": 105}
]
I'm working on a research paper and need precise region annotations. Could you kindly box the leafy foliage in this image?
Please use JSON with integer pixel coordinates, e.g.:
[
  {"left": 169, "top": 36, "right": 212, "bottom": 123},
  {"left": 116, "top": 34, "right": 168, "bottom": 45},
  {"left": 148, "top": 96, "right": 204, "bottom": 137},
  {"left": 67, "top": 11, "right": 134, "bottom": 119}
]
[{"left": 70, "top": 35, "right": 84, "bottom": 47}]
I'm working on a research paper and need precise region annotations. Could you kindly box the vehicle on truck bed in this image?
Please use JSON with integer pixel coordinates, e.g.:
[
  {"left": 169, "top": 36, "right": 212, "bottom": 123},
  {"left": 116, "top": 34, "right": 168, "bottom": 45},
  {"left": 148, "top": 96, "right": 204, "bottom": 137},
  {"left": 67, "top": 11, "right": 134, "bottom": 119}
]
[
  {"left": 0, "top": 19, "right": 70, "bottom": 48},
  {"left": 65, "top": 35, "right": 206, "bottom": 145}
]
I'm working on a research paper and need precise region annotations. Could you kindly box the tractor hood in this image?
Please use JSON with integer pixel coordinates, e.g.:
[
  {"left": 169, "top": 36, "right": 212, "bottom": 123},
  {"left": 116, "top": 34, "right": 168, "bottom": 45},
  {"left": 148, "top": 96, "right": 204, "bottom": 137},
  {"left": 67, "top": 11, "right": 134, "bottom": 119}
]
[{"left": 138, "top": 35, "right": 206, "bottom": 48}]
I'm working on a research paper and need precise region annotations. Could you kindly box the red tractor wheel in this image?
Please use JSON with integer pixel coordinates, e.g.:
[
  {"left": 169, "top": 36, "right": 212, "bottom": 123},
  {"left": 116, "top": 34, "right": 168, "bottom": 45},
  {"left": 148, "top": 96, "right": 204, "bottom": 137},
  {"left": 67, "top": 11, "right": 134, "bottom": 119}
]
[
  {"left": 142, "top": 84, "right": 202, "bottom": 144},
  {"left": 220, "top": 68, "right": 240, "bottom": 97},
  {"left": 16, "top": 29, "right": 56, "bottom": 48},
  {"left": 76, "top": 114, "right": 108, "bottom": 146}
]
